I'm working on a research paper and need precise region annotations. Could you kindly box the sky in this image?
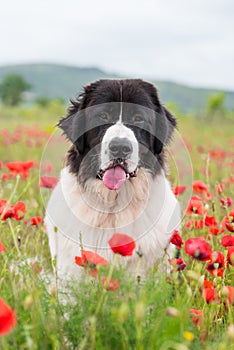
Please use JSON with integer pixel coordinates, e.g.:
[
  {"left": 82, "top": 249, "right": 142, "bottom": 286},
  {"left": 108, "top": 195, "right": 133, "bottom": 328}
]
[{"left": 0, "top": 0, "right": 234, "bottom": 90}]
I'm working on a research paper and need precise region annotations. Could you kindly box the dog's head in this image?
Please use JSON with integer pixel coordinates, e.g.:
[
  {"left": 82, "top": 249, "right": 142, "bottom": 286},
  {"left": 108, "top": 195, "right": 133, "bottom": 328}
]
[{"left": 59, "top": 79, "right": 176, "bottom": 190}]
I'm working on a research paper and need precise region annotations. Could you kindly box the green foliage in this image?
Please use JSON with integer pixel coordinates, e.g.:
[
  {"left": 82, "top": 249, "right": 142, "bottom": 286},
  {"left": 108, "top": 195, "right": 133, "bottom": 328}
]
[
  {"left": 0, "top": 74, "right": 31, "bottom": 106},
  {"left": 0, "top": 63, "right": 234, "bottom": 112},
  {"left": 206, "top": 92, "right": 226, "bottom": 120}
]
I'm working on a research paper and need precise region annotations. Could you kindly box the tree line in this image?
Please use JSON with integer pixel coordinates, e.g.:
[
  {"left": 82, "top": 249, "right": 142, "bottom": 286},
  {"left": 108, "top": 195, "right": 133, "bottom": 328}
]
[{"left": 0, "top": 73, "right": 230, "bottom": 119}]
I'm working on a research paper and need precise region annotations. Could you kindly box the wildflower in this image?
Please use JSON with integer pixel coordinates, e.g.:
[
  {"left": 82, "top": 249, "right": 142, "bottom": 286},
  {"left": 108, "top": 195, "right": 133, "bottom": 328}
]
[
  {"left": 192, "top": 180, "right": 208, "bottom": 194},
  {"left": 39, "top": 176, "right": 59, "bottom": 189},
  {"left": 205, "top": 215, "right": 218, "bottom": 227},
  {"left": 108, "top": 233, "right": 136, "bottom": 256},
  {"left": 221, "top": 235, "right": 234, "bottom": 247},
  {"left": 183, "top": 331, "right": 194, "bottom": 342},
  {"left": 219, "top": 197, "right": 232, "bottom": 208},
  {"left": 225, "top": 211, "right": 234, "bottom": 232},
  {"left": 29, "top": 216, "right": 43, "bottom": 226},
  {"left": 208, "top": 227, "right": 221, "bottom": 235},
  {"left": 1, "top": 172, "right": 17, "bottom": 180},
  {"left": 186, "top": 196, "right": 205, "bottom": 216},
  {"left": 170, "top": 230, "right": 183, "bottom": 249},
  {"left": 202, "top": 287, "right": 219, "bottom": 303},
  {"left": 168, "top": 257, "right": 186, "bottom": 271},
  {"left": 5, "top": 160, "right": 34, "bottom": 179},
  {"left": 0, "top": 242, "right": 7, "bottom": 252},
  {"left": 186, "top": 219, "right": 204, "bottom": 229},
  {"left": 101, "top": 277, "right": 119, "bottom": 291},
  {"left": 189, "top": 308, "right": 204, "bottom": 327},
  {"left": 75, "top": 250, "right": 109, "bottom": 278},
  {"left": 185, "top": 237, "right": 212, "bottom": 262},
  {"left": 203, "top": 278, "right": 214, "bottom": 289},
  {"left": 226, "top": 286, "right": 234, "bottom": 305},
  {"left": 192, "top": 180, "right": 212, "bottom": 200},
  {"left": 0, "top": 200, "right": 26, "bottom": 221},
  {"left": 173, "top": 185, "right": 187, "bottom": 196},
  {"left": 0, "top": 298, "right": 17, "bottom": 336},
  {"left": 42, "top": 161, "right": 54, "bottom": 174},
  {"left": 227, "top": 246, "right": 234, "bottom": 265},
  {"left": 206, "top": 251, "right": 225, "bottom": 277}
]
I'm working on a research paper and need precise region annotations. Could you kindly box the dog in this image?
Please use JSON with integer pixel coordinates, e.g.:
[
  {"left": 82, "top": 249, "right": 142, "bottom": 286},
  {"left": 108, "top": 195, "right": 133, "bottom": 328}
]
[{"left": 45, "top": 79, "right": 181, "bottom": 280}]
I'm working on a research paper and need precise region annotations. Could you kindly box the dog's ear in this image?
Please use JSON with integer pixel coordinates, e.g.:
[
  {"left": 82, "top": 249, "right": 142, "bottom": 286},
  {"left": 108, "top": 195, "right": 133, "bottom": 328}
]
[
  {"left": 58, "top": 107, "right": 86, "bottom": 155},
  {"left": 58, "top": 81, "right": 101, "bottom": 154},
  {"left": 140, "top": 80, "right": 177, "bottom": 154}
]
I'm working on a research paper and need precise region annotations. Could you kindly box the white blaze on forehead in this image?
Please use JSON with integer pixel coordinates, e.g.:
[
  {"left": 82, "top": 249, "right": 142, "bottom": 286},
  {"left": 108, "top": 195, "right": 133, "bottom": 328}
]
[{"left": 100, "top": 122, "right": 139, "bottom": 173}]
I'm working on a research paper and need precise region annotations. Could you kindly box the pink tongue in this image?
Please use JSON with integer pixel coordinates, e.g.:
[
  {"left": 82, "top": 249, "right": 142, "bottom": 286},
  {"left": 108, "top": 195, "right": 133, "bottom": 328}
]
[{"left": 103, "top": 166, "right": 126, "bottom": 190}]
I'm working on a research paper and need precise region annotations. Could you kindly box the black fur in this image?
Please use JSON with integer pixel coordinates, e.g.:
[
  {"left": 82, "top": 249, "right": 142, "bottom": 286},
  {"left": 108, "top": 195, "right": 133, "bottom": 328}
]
[{"left": 59, "top": 79, "right": 177, "bottom": 187}]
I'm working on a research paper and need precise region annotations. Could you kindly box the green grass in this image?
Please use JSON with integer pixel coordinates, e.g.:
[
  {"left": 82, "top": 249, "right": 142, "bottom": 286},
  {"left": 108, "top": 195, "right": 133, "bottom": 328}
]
[{"left": 0, "top": 105, "right": 234, "bottom": 349}]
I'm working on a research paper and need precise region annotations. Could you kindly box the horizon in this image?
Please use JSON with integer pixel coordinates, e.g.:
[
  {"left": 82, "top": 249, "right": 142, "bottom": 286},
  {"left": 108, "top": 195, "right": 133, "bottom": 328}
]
[{"left": 0, "top": 61, "right": 233, "bottom": 93}]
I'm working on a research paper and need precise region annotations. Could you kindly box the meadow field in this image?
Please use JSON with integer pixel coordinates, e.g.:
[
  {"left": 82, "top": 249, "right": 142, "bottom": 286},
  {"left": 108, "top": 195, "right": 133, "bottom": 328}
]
[{"left": 0, "top": 103, "right": 234, "bottom": 349}]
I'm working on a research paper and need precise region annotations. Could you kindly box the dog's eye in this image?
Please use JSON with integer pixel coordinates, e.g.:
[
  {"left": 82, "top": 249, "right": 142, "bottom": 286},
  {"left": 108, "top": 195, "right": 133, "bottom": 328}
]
[
  {"left": 98, "top": 112, "right": 109, "bottom": 121},
  {"left": 133, "top": 115, "right": 144, "bottom": 124}
]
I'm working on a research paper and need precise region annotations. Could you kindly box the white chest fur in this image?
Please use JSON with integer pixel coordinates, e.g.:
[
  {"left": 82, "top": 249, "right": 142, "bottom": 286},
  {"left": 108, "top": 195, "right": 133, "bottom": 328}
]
[{"left": 45, "top": 167, "right": 180, "bottom": 279}]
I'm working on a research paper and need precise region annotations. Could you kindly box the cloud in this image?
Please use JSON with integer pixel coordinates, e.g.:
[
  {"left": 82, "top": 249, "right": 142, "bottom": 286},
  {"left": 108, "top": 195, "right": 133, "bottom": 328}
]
[{"left": 0, "top": 0, "right": 233, "bottom": 89}]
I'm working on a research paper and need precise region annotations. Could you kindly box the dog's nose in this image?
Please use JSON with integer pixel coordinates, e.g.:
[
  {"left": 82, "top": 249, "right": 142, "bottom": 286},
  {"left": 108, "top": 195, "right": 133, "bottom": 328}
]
[{"left": 109, "top": 137, "right": 133, "bottom": 158}]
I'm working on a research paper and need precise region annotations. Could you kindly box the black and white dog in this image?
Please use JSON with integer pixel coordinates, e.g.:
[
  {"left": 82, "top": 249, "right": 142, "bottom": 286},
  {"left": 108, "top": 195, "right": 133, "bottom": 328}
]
[{"left": 45, "top": 79, "right": 181, "bottom": 279}]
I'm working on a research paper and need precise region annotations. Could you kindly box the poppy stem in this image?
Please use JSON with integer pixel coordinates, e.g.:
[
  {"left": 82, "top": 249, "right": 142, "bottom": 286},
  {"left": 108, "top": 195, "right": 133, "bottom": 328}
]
[
  {"left": 95, "top": 254, "right": 117, "bottom": 316},
  {"left": 8, "top": 219, "right": 21, "bottom": 255}
]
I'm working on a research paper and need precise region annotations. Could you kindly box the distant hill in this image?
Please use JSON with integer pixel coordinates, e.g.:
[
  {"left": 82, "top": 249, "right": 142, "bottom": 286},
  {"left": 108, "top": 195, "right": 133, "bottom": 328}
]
[{"left": 0, "top": 63, "right": 233, "bottom": 112}]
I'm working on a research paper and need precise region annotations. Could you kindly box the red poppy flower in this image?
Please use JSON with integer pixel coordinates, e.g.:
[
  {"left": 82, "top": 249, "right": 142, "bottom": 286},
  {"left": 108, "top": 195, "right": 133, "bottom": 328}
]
[
  {"left": 208, "top": 226, "right": 221, "bottom": 235},
  {"left": 185, "top": 237, "right": 212, "bottom": 261},
  {"left": 225, "top": 211, "right": 234, "bottom": 232},
  {"left": 0, "top": 200, "right": 26, "bottom": 221},
  {"left": 202, "top": 287, "right": 219, "bottom": 303},
  {"left": 168, "top": 257, "right": 186, "bottom": 271},
  {"left": 0, "top": 162, "right": 3, "bottom": 169},
  {"left": 206, "top": 251, "right": 225, "bottom": 277},
  {"left": 205, "top": 215, "right": 218, "bottom": 227},
  {"left": 228, "top": 177, "right": 234, "bottom": 183},
  {"left": 101, "top": 277, "right": 119, "bottom": 291},
  {"left": 173, "top": 185, "right": 187, "bottom": 196},
  {"left": 221, "top": 235, "right": 234, "bottom": 247},
  {"left": 186, "top": 219, "right": 204, "bottom": 229},
  {"left": 75, "top": 250, "right": 109, "bottom": 278},
  {"left": 170, "top": 230, "right": 183, "bottom": 249},
  {"left": 220, "top": 216, "right": 229, "bottom": 233},
  {"left": 186, "top": 196, "right": 205, "bottom": 216},
  {"left": 13, "top": 202, "right": 26, "bottom": 220},
  {"left": 108, "top": 233, "right": 136, "bottom": 256},
  {"left": 225, "top": 286, "right": 234, "bottom": 305},
  {"left": 42, "top": 161, "right": 54, "bottom": 174},
  {"left": 39, "top": 176, "right": 59, "bottom": 189},
  {"left": 5, "top": 160, "right": 34, "bottom": 179},
  {"left": 227, "top": 246, "right": 234, "bottom": 266},
  {"left": 0, "top": 242, "right": 7, "bottom": 252},
  {"left": 203, "top": 278, "right": 214, "bottom": 289},
  {"left": 192, "top": 180, "right": 208, "bottom": 194},
  {"left": 189, "top": 308, "right": 204, "bottom": 327},
  {"left": 29, "top": 216, "right": 43, "bottom": 226},
  {"left": 0, "top": 298, "right": 17, "bottom": 336},
  {"left": 219, "top": 197, "right": 233, "bottom": 208}
]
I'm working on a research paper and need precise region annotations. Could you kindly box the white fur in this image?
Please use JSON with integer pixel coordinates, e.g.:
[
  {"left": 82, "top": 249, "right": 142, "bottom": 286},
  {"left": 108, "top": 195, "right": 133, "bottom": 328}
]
[
  {"left": 100, "top": 121, "right": 139, "bottom": 173},
  {"left": 45, "top": 166, "right": 180, "bottom": 280}
]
